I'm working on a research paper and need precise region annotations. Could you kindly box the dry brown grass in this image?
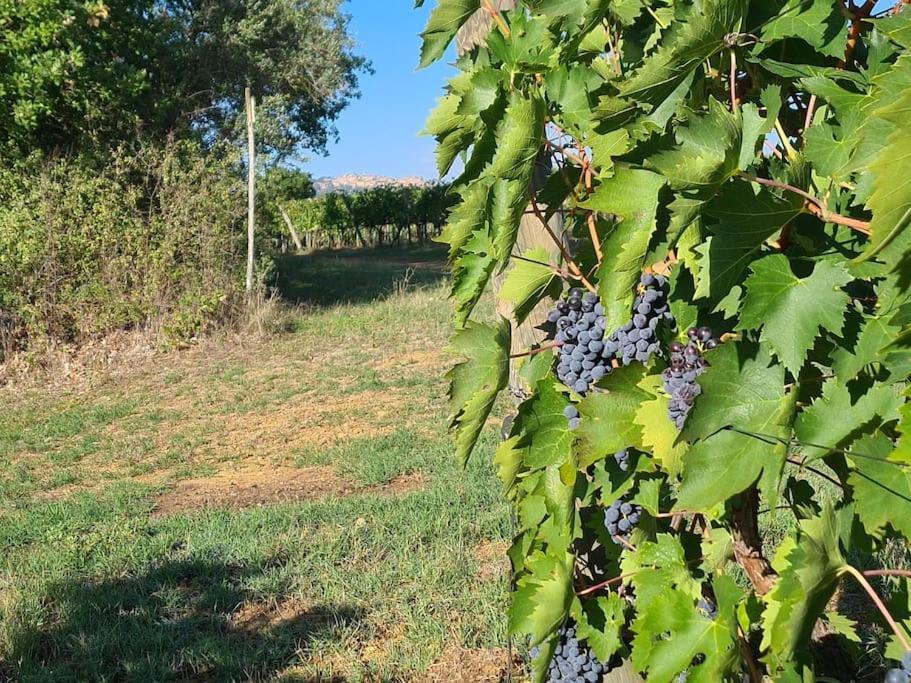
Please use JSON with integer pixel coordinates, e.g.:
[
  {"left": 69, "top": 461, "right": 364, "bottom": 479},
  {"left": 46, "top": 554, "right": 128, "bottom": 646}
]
[
  {"left": 421, "top": 646, "right": 518, "bottom": 683},
  {"left": 152, "top": 465, "right": 428, "bottom": 516}
]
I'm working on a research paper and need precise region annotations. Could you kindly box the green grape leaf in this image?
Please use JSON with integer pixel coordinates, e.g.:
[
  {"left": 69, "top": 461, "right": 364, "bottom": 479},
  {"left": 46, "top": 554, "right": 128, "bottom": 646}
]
[
  {"left": 635, "top": 388, "right": 688, "bottom": 477},
  {"left": 758, "top": 0, "right": 846, "bottom": 59},
  {"left": 761, "top": 504, "right": 848, "bottom": 674},
  {"left": 543, "top": 64, "right": 598, "bottom": 133},
  {"left": 575, "top": 365, "right": 654, "bottom": 466},
  {"left": 804, "top": 123, "right": 857, "bottom": 179},
  {"left": 631, "top": 576, "right": 743, "bottom": 683},
  {"left": 572, "top": 593, "right": 627, "bottom": 664},
  {"left": 447, "top": 319, "right": 511, "bottom": 464},
  {"left": 739, "top": 86, "right": 781, "bottom": 169},
  {"left": 682, "top": 341, "right": 785, "bottom": 442},
  {"left": 647, "top": 98, "right": 742, "bottom": 191},
  {"left": 436, "top": 127, "right": 475, "bottom": 176},
  {"left": 632, "top": 476, "right": 663, "bottom": 517},
  {"left": 424, "top": 93, "right": 469, "bottom": 137},
  {"left": 620, "top": 0, "right": 747, "bottom": 108},
  {"left": 738, "top": 255, "right": 852, "bottom": 375},
  {"left": 456, "top": 68, "right": 504, "bottom": 115},
  {"left": 500, "top": 247, "right": 562, "bottom": 324},
  {"left": 848, "top": 433, "right": 911, "bottom": 540},
  {"left": 621, "top": 534, "right": 702, "bottom": 615},
  {"left": 491, "top": 176, "right": 533, "bottom": 267},
  {"left": 490, "top": 91, "right": 546, "bottom": 181},
  {"left": 494, "top": 435, "right": 524, "bottom": 496},
  {"left": 439, "top": 178, "right": 493, "bottom": 260},
  {"left": 893, "top": 388, "right": 911, "bottom": 464},
  {"left": 487, "top": 11, "right": 557, "bottom": 71},
  {"left": 419, "top": 0, "right": 482, "bottom": 68},
  {"left": 675, "top": 427, "right": 780, "bottom": 511},
  {"left": 694, "top": 184, "right": 804, "bottom": 301},
  {"left": 519, "top": 350, "right": 556, "bottom": 390},
  {"left": 875, "top": 10, "right": 911, "bottom": 49},
  {"left": 510, "top": 550, "right": 576, "bottom": 645},
  {"left": 451, "top": 228, "right": 497, "bottom": 327},
  {"left": 794, "top": 378, "right": 903, "bottom": 461},
  {"left": 832, "top": 311, "right": 902, "bottom": 381},
  {"left": 514, "top": 377, "right": 576, "bottom": 470},
  {"left": 856, "top": 77, "right": 911, "bottom": 264},
  {"left": 585, "top": 167, "right": 666, "bottom": 329},
  {"left": 588, "top": 128, "right": 631, "bottom": 177}
]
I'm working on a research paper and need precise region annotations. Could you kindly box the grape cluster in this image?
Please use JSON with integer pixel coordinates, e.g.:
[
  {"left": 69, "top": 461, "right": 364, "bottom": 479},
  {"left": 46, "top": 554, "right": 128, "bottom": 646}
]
[
  {"left": 530, "top": 625, "right": 606, "bottom": 683},
  {"left": 549, "top": 289, "right": 613, "bottom": 395},
  {"left": 662, "top": 327, "right": 717, "bottom": 429},
  {"left": 613, "top": 448, "right": 630, "bottom": 472},
  {"left": 605, "top": 273, "right": 674, "bottom": 366},
  {"left": 885, "top": 653, "right": 911, "bottom": 683},
  {"left": 604, "top": 498, "right": 642, "bottom": 545}
]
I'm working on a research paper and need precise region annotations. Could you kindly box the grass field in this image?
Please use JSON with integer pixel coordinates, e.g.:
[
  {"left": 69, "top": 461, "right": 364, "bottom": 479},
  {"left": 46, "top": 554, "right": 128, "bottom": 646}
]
[{"left": 0, "top": 246, "right": 516, "bottom": 682}]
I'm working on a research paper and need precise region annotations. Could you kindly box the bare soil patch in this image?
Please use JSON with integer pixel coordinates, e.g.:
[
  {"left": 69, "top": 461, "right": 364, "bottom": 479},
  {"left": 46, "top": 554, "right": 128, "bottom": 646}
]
[
  {"left": 230, "top": 597, "right": 314, "bottom": 635},
  {"left": 473, "top": 540, "right": 510, "bottom": 583},
  {"left": 152, "top": 465, "right": 427, "bottom": 516},
  {"left": 421, "top": 646, "right": 518, "bottom": 683}
]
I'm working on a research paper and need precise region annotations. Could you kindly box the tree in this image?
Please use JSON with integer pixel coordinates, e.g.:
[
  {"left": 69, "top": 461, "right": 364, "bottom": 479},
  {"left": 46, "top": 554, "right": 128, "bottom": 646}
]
[
  {"left": 0, "top": 0, "right": 369, "bottom": 157},
  {"left": 423, "top": 0, "right": 911, "bottom": 681}
]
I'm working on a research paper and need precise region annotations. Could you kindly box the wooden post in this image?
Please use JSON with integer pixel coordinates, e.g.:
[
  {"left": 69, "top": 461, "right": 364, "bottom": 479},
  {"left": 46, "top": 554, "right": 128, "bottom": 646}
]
[
  {"left": 279, "top": 204, "right": 304, "bottom": 252},
  {"left": 245, "top": 86, "right": 256, "bottom": 295}
]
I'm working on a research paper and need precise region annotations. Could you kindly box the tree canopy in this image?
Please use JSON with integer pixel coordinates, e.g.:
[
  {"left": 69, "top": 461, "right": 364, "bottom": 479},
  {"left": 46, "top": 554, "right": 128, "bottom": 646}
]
[{"left": 0, "top": 0, "right": 368, "bottom": 157}]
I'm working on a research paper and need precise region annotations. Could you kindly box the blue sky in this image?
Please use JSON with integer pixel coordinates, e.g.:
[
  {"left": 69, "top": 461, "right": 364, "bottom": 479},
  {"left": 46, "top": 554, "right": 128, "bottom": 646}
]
[{"left": 304, "top": 1, "right": 456, "bottom": 181}]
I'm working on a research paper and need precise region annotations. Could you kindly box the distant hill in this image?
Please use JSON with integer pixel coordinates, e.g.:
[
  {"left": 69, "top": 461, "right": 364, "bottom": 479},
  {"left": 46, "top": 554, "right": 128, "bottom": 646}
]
[{"left": 313, "top": 174, "right": 430, "bottom": 195}]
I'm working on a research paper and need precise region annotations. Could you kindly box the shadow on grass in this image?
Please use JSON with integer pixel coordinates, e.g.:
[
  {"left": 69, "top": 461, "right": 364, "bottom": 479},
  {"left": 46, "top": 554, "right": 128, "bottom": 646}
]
[
  {"left": 7, "top": 559, "right": 358, "bottom": 682},
  {"left": 274, "top": 244, "right": 448, "bottom": 307}
]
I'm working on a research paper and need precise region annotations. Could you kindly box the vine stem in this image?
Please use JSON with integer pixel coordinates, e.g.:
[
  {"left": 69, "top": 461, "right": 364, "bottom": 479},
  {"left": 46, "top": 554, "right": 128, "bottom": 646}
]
[
  {"left": 803, "top": 94, "right": 818, "bottom": 131},
  {"left": 530, "top": 197, "right": 597, "bottom": 293},
  {"left": 730, "top": 486, "right": 777, "bottom": 596},
  {"left": 738, "top": 624, "right": 762, "bottom": 683},
  {"left": 615, "top": 535, "right": 638, "bottom": 552},
  {"left": 509, "top": 342, "right": 562, "bottom": 359},
  {"left": 774, "top": 119, "right": 798, "bottom": 159},
  {"left": 864, "top": 569, "right": 911, "bottom": 580},
  {"left": 740, "top": 173, "right": 872, "bottom": 234},
  {"left": 729, "top": 50, "right": 739, "bottom": 111},
  {"left": 577, "top": 570, "right": 638, "bottom": 597},
  {"left": 840, "top": 564, "right": 911, "bottom": 652},
  {"left": 480, "top": 0, "right": 511, "bottom": 39},
  {"left": 839, "top": 0, "right": 877, "bottom": 68},
  {"left": 578, "top": 144, "right": 605, "bottom": 264}
]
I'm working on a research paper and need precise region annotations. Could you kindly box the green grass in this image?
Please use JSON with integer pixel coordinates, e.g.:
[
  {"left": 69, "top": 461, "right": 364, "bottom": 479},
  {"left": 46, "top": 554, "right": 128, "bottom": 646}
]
[{"left": 0, "top": 245, "right": 513, "bottom": 681}]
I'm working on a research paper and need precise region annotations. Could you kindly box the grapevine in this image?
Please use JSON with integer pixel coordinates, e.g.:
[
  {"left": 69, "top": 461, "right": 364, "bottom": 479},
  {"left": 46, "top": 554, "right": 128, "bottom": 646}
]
[{"left": 424, "top": 0, "right": 911, "bottom": 681}]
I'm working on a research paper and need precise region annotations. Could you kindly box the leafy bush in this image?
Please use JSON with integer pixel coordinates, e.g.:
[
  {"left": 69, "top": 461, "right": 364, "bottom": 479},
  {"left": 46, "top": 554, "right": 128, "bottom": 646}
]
[
  {"left": 0, "top": 141, "right": 244, "bottom": 354},
  {"left": 422, "top": 0, "right": 911, "bottom": 681}
]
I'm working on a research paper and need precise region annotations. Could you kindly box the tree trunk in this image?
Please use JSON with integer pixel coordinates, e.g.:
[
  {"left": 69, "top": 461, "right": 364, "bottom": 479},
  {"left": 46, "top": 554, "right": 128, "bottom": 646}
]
[{"left": 279, "top": 204, "right": 304, "bottom": 252}]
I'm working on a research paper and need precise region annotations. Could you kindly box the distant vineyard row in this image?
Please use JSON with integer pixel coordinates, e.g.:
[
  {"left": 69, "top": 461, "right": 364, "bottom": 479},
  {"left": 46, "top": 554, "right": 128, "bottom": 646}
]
[{"left": 277, "top": 183, "right": 454, "bottom": 250}]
